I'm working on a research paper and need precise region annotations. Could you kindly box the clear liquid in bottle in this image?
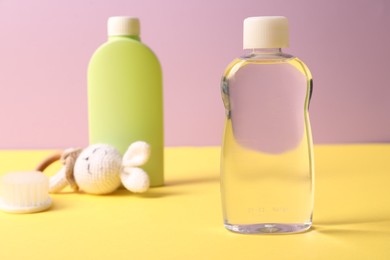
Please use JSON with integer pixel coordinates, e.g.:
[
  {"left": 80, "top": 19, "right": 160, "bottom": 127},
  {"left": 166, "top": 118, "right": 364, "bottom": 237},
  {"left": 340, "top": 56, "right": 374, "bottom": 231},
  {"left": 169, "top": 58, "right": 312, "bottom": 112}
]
[{"left": 220, "top": 16, "right": 314, "bottom": 234}]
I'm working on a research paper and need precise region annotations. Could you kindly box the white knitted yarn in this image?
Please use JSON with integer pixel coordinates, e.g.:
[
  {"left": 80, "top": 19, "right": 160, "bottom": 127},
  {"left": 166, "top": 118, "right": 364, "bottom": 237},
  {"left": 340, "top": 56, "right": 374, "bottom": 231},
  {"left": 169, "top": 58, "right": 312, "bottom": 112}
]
[
  {"left": 74, "top": 144, "right": 122, "bottom": 194},
  {"left": 49, "top": 167, "right": 68, "bottom": 193},
  {"left": 47, "top": 142, "right": 151, "bottom": 195},
  {"left": 122, "top": 141, "right": 151, "bottom": 167},
  {"left": 120, "top": 167, "right": 150, "bottom": 193}
]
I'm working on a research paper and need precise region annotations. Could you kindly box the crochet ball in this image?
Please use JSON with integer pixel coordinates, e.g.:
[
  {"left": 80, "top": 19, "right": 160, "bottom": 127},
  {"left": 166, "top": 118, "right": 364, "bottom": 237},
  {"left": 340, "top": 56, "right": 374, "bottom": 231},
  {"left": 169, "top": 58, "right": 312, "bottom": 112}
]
[{"left": 74, "top": 144, "right": 122, "bottom": 194}]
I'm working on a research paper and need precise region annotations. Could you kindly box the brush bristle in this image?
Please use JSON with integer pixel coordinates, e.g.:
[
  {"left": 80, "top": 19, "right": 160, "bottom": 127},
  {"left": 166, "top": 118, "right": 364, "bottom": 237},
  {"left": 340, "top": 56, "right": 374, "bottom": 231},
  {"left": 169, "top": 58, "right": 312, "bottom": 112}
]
[{"left": 0, "top": 171, "right": 52, "bottom": 213}]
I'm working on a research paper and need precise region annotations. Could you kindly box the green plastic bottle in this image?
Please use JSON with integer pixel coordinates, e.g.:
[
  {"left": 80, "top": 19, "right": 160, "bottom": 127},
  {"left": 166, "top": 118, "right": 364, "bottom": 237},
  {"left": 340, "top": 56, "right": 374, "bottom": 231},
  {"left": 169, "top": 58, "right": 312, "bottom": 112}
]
[{"left": 88, "top": 16, "right": 164, "bottom": 187}]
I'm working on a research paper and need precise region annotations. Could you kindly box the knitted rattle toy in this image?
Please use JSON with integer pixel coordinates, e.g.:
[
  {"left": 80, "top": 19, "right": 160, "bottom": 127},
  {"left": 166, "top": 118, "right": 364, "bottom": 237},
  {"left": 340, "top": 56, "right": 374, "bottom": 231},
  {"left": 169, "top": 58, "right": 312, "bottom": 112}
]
[{"left": 36, "top": 141, "right": 151, "bottom": 194}]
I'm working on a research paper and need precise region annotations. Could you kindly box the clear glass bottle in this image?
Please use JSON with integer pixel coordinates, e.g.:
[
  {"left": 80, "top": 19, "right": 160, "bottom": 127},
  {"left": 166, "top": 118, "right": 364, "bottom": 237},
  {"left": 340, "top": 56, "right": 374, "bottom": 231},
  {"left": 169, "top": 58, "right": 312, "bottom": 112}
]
[{"left": 220, "top": 16, "right": 314, "bottom": 234}]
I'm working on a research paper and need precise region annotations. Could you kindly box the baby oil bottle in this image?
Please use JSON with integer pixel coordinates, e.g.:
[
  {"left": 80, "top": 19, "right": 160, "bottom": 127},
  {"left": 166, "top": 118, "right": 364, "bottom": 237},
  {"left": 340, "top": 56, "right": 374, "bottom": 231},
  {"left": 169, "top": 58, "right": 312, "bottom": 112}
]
[
  {"left": 88, "top": 17, "right": 164, "bottom": 187},
  {"left": 220, "top": 16, "right": 314, "bottom": 234}
]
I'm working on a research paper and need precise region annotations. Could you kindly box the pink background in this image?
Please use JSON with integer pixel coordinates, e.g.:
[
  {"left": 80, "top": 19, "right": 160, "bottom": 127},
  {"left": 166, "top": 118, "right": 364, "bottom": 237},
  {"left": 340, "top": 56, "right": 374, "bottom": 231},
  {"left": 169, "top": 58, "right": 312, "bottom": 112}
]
[{"left": 0, "top": 0, "right": 389, "bottom": 149}]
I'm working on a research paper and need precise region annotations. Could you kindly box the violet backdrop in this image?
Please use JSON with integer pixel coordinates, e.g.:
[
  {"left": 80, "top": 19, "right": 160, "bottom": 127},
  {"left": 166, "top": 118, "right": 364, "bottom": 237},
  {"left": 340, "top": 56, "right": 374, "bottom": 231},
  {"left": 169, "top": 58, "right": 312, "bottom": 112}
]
[{"left": 0, "top": 0, "right": 389, "bottom": 148}]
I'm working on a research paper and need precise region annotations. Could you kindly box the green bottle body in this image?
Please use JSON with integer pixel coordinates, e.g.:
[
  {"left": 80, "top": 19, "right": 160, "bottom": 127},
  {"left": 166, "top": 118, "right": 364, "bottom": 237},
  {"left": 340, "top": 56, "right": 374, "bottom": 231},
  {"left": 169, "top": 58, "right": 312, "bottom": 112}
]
[{"left": 88, "top": 36, "right": 164, "bottom": 187}]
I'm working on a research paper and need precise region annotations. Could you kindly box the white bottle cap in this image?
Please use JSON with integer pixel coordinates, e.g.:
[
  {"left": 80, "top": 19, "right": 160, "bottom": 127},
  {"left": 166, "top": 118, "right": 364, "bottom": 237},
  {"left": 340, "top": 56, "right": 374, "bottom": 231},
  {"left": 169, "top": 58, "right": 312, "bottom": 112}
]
[
  {"left": 107, "top": 16, "right": 140, "bottom": 36},
  {"left": 243, "top": 16, "right": 289, "bottom": 49}
]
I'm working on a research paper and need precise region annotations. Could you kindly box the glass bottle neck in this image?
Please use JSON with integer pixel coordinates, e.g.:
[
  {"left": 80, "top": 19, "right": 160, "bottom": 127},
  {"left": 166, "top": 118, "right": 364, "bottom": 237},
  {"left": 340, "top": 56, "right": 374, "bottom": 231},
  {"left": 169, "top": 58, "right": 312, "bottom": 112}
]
[
  {"left": 242, "top": 48, "right": 293, "bottom": 60},
  {"left": 247, "top": 48, "right": 282, "bottom": 54},
  {"left": 108, "top": 35, "right": 140, "bottom": 41}
]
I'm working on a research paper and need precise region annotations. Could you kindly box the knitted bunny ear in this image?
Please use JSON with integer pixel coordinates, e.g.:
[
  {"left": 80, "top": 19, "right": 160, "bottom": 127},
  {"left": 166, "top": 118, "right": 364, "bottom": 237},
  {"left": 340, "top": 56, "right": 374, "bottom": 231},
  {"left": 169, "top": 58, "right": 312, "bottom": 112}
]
[
  {"left": 122, "top": 141, "right": 151, "bottom": 167},
  {"left": 120, "top": 167, "right": 150, "bottom": 193}
]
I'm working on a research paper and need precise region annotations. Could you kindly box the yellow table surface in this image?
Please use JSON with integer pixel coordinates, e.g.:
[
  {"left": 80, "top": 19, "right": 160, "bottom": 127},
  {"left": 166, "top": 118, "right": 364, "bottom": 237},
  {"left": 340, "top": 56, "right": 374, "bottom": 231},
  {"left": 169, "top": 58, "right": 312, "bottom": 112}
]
[{"left": 0, "top": 145, "right": 389, "bottom": 259}]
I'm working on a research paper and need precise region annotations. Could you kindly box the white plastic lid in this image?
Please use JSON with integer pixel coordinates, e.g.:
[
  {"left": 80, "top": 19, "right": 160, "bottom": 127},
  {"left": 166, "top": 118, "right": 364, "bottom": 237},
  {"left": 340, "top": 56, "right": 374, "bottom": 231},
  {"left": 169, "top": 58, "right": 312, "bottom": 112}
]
[
  {"left": 243, "top": 16, "right": 289, "bottom": 49},
  {"left": 108, "top": 16, "right": 140, "bottom": 36}
]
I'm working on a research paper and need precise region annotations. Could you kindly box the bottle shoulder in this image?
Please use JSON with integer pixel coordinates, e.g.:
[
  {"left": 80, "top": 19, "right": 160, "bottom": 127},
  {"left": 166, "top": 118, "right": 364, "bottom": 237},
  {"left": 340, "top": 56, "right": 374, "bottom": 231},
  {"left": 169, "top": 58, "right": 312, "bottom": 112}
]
[
  {"left": 89, "top": 38, "right": 161, "bottom": 67},
  {"left": 95, "top": 37, "right": 145, "bottom": 49},
  {"left": 223, "top": 53, "right": 312, "bottom": 80}
]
